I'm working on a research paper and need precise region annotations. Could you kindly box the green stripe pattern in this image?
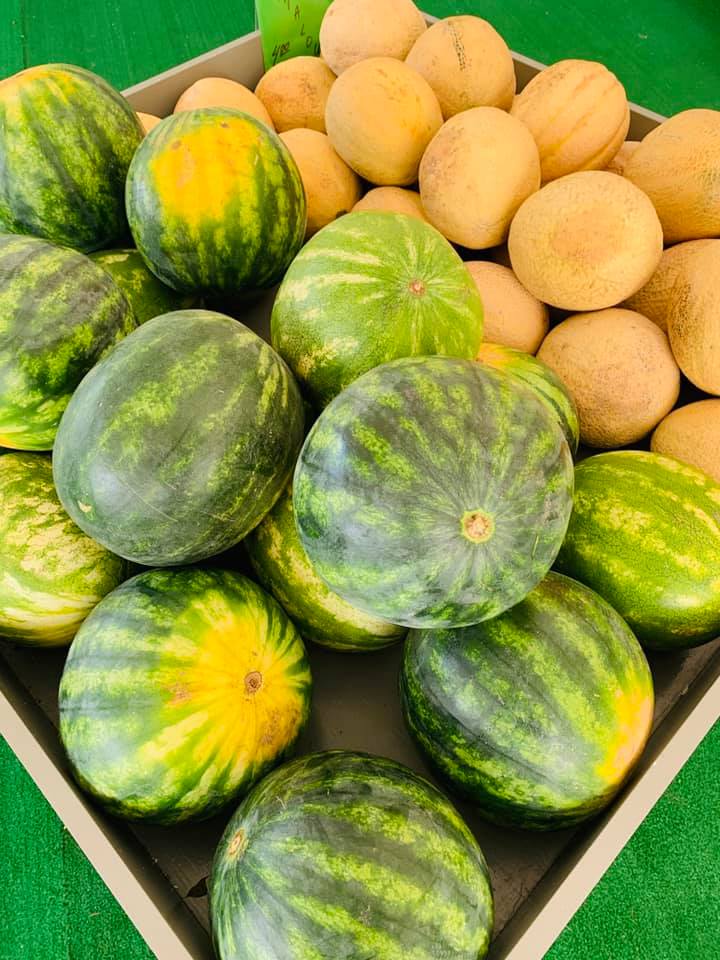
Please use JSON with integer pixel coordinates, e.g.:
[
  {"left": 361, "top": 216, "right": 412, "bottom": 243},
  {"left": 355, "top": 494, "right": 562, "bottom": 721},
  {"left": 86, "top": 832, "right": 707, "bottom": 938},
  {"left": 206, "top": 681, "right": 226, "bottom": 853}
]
[
  {"left": 246, "top": 486, "right": 406, "bottom": 652},
  {"left": 0, "top": 63, "right": 142, "bottom": 252},
  {"left": 0, "top": 234, "right": 136, "bottom": 450},
  {"left": 271, "top": 211, "right": 484, "bottom": 408},
  {"left": 401, "top": 572, "right": 654, "bottom": 829},
  {"left": 211, "top": 750, "right": 494, "bottom": 960},
  {"left": 53, "top": 310, "right": 305, "bottom": 566},
  {"left": 90, "top": 249, "right": 199, "bottom": 324},
  {"left": 294, "top": 356, "right": 574, "bottom": 628},
  {"left": 556, "top": 450, "right": 720, "bottom": 650},
  {"left": 0, "top": 452, "right": 129, "bottom": 646},
  {"left": 59, "top": 568, "right": 312, "bottom": 824}
]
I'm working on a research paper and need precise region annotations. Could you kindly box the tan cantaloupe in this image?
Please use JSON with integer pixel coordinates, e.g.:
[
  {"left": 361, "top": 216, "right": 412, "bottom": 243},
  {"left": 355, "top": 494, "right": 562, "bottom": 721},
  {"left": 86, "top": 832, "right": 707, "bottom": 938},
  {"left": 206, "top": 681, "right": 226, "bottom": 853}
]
[
  {"left": 280, "top": 129, "right": 362, "bottom": 238},
  {"left": 623, "top": 239, "right": 715, "bottom": 332},
  {"left": 465, "top": 262, "right": 549, "bottom": 353},
  {"left": 174, "top": 77, "right": 274, "bottom": 129},
  {"left": 352, "top": 187, "right": 428, "bottom": 221},
  {"left": 325, "top": 57, "right": 442, "bottom": 186},
  {"left": 255, "top": 57, "right": 336, "bottom": 133},
  {"left": 405, "top": 15, "right": 515, "bottom": 118},
  {"left": 624, "top": 109, "right": 720, "bottom": 243},
  {"left": 137, "top": 112, "right": 162, "bottom": 135},
  {"left": 508, "top": 171, "right": 663, "bottom": 311},
  {"left": 319, "top": 0, "right": 426, "bottom": 75},
  {"left": 419, "top": 107, "right": 540, "bottom": 249},
  {"left": 510, "top": 60, "right": 630, "bottom": 182},
  {"left": 537, "top": 308, "right": 680, "bottom": 448},
  {"left": 651, "top": 400, "right": 720, "bottom": 482},
  {"left": 666, "top": 240, "right": 720, "bottom": 395},
  {"left": 605, "top": 140, "right": 640, "bottom": 176}
]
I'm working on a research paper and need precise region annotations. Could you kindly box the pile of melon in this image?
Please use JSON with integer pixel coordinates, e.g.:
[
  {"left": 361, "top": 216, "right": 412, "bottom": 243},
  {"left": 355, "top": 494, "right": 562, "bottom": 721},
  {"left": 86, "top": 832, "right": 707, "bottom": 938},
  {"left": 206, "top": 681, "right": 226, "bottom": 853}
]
[{"left": 1, "top": 2, "right": 719, "bottom": 958}]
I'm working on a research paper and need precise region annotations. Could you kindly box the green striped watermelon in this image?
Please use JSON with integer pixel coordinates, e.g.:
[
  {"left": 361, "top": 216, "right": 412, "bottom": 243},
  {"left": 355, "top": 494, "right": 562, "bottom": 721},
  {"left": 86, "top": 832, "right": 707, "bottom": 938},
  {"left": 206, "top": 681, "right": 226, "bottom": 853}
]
[
  {"left": 271, "top": 211, "right": 484, "bottom": 408},
  {"left": 246, "top": 486, "right": 406, "bottom": 652},
  {"left": 0, "top": 64, "right": 142, "bottom": 252},
  {"left": 90, "top": 249, "right": 200, "bottom": 324},
  {"left": 0, "top": 234, "right": 136, "bottom": 451},
  {"left": 556, "top": 450, "right": 720, "bottom": 650},
  {"left": 211, "top": 750, "right": 494, "bottom": 960},
  {"left": 0, "top": 452, "right": 129, "bottom": 646},
  {"left": 401, "top": 572, "right": 654, "bottom": 830},
  {"left": 59, "top": 567, "right": 311, "bottom": 824},
  {"left": 53, "top": 310, "right": 304, "bottom": 566},
  {"left": 477, "top": 342, "right": 580, "bottom": 454},
  {"left": 294, "top": 356, "right": 574, "bottom": 628},
  {"left": 126, "top": 109, "right": 306, "bottom": 296}
]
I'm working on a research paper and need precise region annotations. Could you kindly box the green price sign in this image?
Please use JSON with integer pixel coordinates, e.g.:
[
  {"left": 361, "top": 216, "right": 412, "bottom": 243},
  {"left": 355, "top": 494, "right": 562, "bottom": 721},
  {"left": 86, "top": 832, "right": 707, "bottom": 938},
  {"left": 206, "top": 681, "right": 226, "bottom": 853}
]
[{"left": 255, "top": 0, "right": 333, "bottom": 69}]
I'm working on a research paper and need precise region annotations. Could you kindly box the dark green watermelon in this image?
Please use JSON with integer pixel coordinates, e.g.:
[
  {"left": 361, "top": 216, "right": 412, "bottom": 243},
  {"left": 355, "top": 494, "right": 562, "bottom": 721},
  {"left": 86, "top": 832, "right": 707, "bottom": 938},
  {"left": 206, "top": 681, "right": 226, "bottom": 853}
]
[
  {"left": 211, "top": 750, "right": 494, "bottom": 960},
  {"left": 53, "top": 310, "right": 304, "bottom": 566},
  {"left": 90, "top": 248, "right": 200, "bottom": 324}
]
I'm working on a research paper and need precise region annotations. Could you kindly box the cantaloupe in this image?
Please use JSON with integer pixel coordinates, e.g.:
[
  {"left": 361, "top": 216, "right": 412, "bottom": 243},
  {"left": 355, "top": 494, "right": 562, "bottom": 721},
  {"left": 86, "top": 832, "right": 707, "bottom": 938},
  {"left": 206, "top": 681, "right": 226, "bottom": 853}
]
[
  {"left": 255, "top": 57, "right": 336, "bottom": 133},
  {"left": 419, "top": 107, "right": 540, "bottom": 249},
  {"left": 325, "top": 57, "right": 442, "bottom": 185},
  {"left": 510, "top": 60, "right": 630, "bottom": 182},
  {"left": 537, "top": 308, "right": 680, "bottom": 448},
  {"left": 624, "top": 109, "right": 720, "bottom": 243},
  {"left": 465, "top": 261, "right": 548, "bottom": 353},
  {"left": 508, "top": 171, "right": 663, "bottom": 311},
  {"left": 319, "top": 0, "right": 426, "bottom": 75},
  {"left": 651, "top": 400, "right": 720, "bottom": 482},
  {"left": 174, "top": 77, "right": 274, "bottom": 129},
  {"left": 605, "top": 140, "right": 640, "bottom": 176},
  {"left": 352, "top": 187, "right": 428, "bottom": 221},
  {"left": 280, "top": 129, "right": 362, "bottom": 238},
  {"left": 666, "top": 240, "right": 720, "bottom": 395},
  {"left": 623, "top": 239, "right": 715, "bottom": 332},
  {"left": 405, "top": 15, "right": 515, "bottom": 118},
  {"left": 137, "top": 112, "right": 161, "bottom": 135}
]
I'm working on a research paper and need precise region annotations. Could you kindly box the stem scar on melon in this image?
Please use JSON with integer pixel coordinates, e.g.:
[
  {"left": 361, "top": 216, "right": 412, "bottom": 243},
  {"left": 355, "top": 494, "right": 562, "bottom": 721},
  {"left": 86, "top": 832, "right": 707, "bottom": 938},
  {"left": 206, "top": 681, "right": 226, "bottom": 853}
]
[
  {"left": 244, "top": 670, "right": 263, "bottom": 694},
  {"left": 227, "top": 828, "right": 248, "bottom": 860},
  {"left": 461, "top": 509, "right": 494, "bottom": 543},
  {"left": 409, "top": 279, "right": 426, "bottom": 296}
]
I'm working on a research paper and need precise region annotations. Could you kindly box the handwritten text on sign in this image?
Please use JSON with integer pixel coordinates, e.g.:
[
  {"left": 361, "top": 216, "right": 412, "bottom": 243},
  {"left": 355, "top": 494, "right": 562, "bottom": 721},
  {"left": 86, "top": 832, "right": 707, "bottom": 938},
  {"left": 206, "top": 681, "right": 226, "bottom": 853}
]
[{"left": 255, "top": 0, "right": 333, "bottom": 69}]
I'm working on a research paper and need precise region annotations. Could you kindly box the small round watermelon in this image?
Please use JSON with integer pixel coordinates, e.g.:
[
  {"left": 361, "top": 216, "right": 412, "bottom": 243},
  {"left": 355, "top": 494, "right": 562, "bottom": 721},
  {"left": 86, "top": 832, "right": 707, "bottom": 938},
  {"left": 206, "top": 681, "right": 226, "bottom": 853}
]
[
  {"left": 294, "top": 356, "right": 574, "bottom": 628},
  {"left": 211, "top": 750, "right": 494, "bottom": 960},
  {"left": 246, "top": 486, "right": 406, "bottom": 652},
  {"left": 0, "top": 452, "right": 129, "bottom": 646},
  {"left": 53, "top": 310, "right": 304, "bottom": 566},
  {"left": 271, "top": 211, "right": 484, "bottom": 407},
  {"left": 477, "top": 342, "right": 580, "bottom": 454},
  {"left": 0, "top": 64, "right": 142, "bottom": 252},
  {"left": 0, "top": 234, "right": 137, "bottom": 451},
  {"left": 90, "top": 248, "right": 200, "bottom": 324},
  {"left": 59, "top": 568, "right": 311, "bottom": 824},
  {"left": 126, "top": 109, "right": 307, "bottom": 296},
  {"left": 401, "top": 572, "right": 654, "bottom": 829}
]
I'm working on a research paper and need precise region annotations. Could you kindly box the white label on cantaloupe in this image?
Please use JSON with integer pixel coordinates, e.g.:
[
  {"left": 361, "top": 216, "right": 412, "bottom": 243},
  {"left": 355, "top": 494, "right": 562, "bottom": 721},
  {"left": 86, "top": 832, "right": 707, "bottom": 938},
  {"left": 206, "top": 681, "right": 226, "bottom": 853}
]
[{"left": 255, "top": 0, "right": 331, "bottom": 68}]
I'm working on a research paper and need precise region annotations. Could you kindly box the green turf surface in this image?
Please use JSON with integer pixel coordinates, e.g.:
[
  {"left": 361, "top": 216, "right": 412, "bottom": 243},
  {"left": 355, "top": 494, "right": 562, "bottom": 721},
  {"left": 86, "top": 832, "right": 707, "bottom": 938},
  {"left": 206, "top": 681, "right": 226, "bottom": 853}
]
[{"left": 1, "top": 0, "right": 720, "bottom": 957}]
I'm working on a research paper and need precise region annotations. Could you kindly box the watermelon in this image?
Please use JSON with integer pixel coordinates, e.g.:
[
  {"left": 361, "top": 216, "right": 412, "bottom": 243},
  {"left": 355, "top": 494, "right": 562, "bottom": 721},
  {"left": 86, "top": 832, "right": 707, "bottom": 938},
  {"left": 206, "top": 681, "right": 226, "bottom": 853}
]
[
  {"left": 271, "top": 211, "right": 484, "bottom": 408},
  {"left": 59, "top": 567, "right": 311, "bottom": 824},
  {"left": 211, "top": 750, "right": 494, "bottom": 960},
  {"left": 294, "top": 356, "right": 574, "bottom": 629},
  {"left": 401, "top": 572, "right": 654, "bottom": 830},
  {"left": 0, "top": 64, "right": 142, "bottom": 252},
  {"left": 556, "top": 450, "right": 720, "bottom": 650},
  {"left": 126, "top": 109, "right": 306, "bottom": 296},
  {"left": 0, "top": 234, "right": 137, "bottom": 451},
  {"left": 90, "top": 249, "right": 200, "bottom": 324},
  {"left": 53, "top": 310, "right": 304, "bottom": 566},
  {"left": 477, "top": 342, "right": 580, "bottom": 454},
  {"left": 0, "top": 452, "right": 129, "bottom": 646},
  {"left": 246, "top": 486, "right": 406, "bottom": 652}
]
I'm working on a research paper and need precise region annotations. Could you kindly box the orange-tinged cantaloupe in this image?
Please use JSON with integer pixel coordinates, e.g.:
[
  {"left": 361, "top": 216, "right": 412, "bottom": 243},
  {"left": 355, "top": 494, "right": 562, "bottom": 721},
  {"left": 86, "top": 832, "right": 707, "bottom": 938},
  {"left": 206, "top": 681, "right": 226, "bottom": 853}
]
[
  {"left": 325, "top": 57, "right": 442, "bottom": 186},
  {"left": 405, "top": 15, "right": 515, "bottom": 118},
  {"left": 624, "top": 109, "right": 720, "bottom": 243},
  {"left": 605, "top": 140, "right": 640, "bottom": 176},
  {"left": 666, "top": 240, "right": 720, "bottom": 395},
  {"left": 508, "top": 171, "right": 663, "bottom": 311},
  {"left": 419, "top": 107, "right": 540, "bottom": 249},
  {"left": 465, "top": 262, "right": 549, "bottom": 354},
  {"left": 280, "top": 129, "right": 362, "bottom": 238},
  {"left": 352, "top": 187, "right": 428, "bottom": 221},
  {"left": 510, "top": 60, "right": 630, "bottom": 182},
  {"left": 651, "top": 400, "right": 720, "bottom": 483},
  {"left": 137, "top": 112, "right": 161, "bottom": 135},
  {"left": 174, "top": 77, "right": 274, "bottom": 129},
  {"left": 255, "top": 58, "right": 336, "bottom": 133},
  {"left": 537, "top": 308, "right": 680, "bottom": 448},
  {"left": 319, "top": 0, "right": 426, "bottom": 75}
]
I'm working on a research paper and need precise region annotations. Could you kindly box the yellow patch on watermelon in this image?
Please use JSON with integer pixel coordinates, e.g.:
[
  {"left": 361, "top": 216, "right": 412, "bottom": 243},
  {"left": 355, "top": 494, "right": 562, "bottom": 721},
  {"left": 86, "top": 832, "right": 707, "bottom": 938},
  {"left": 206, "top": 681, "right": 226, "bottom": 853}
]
[{"left": 596, "top": 684, "right": 653, "bottom": 787}]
